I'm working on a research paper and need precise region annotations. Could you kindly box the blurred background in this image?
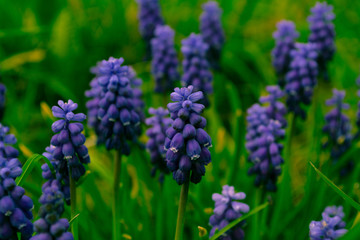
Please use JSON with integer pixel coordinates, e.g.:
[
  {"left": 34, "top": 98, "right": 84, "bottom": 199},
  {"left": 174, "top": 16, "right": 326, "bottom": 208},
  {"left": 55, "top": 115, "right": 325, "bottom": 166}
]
[{"left": 1, "top": 0, "right": 360, "bottom": 239}]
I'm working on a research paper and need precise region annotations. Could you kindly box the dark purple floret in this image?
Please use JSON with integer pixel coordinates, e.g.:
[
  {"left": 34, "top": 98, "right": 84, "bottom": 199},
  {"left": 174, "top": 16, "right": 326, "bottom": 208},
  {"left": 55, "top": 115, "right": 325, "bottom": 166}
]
[
  {"left": 0, "top": 84, "right": 5, "bottom": 120},
  {"left": 199, "top": 1, "right": 225, "bottom": 69},
  {"left": 285, "top": 43, "right": 319, "bottom": 119},
  {"left": 30, "top": 181, "right": 73, "bottom": 240},
  {"left": 151, "top": 25, "right": 179, "bottom": 93},
  {"left": 50, "top": 100, "right": 90, "bottom": 181},
  {"left": 271, "top": 20, "right": 299, "bottom": 87},
  {"left": 309, "top": 206, "right": 347, "bottom": 240},
  {"left": 0, "top": 123, "right": 19, "bottom": 160},
  {"left": 209, "top": 185, "right": 249, "bottom": 239},
  {"left": 308, "top": 2, "right": 335, "bottom": 81},
  {"left": 181, "top": 34, "right": 213, "bottom": 107},
  {"left": 165, "top": 86, "right": 212, "bottom": 185},
  {"left": 145, "top": 107, "right": 172, "bottom": 182},
  {"left": 0, "top": 156, "right": 34, "bottom": 240}
]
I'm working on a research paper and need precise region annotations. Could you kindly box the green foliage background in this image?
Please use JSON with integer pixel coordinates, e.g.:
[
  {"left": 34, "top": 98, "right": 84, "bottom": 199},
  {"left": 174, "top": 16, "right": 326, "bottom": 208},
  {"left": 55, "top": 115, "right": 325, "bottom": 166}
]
[{"left": 1, "top": 0, "right": 360, "bottom": 239}]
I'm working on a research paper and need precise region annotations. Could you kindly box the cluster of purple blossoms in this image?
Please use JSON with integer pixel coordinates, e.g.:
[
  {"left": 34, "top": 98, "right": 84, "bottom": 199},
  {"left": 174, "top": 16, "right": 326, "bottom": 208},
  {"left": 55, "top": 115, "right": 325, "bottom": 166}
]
[
  {"left": 0, "top": 84, "right": 5, "bottom": 120},
  {"left": 181, "top": 34, "right": 213, "bottom": 107},
  {"left": 165, "top": 86, "right": 212, "bottom": 185},
  {"left": 151, "top": 25, "right": 179, "bottom": 93},
  {"left": 308, "top": 2, "right": 335, "bottom": 80},
  {"left": 0, "top": 157, "right": 34, "bottom": 239},
  {"left": 285, "top": 43, "right": 319, "bottom": 119},
  {"left": 0, "top": 124, "right": 19, "bottom": 160},
  {"left": 145, "top": 107, "right": 172, "bottom": 183},
  {"left": 31, "top": 181, "right": 73, "bottom": 240},
  {"left": 88, "top": 57, "right": 141, "bottom": 154},
  {"left": 50, "top": 100, "right": 90, "bottom": 181},
  {"left": 271, "top": 20, "right": 299, "bottom": 87},
  {"left": 309, "top": 206, "right": 347, "bottom": 240},
  {"left": 209, "top": 185, "right": 250, "bottom": 239},
  {"left": 199, "top": 1, "right": 225, "bottom": 69}
]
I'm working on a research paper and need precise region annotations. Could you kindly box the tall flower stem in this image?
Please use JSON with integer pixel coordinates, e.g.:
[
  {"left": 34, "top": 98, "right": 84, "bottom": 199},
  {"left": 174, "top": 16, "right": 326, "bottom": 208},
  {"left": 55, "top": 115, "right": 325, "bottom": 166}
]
[
  {"left": 156, "top": 184, "right": 164, "bottom": 240},
  {"left": 70, "top": 174, "right": 78, "bottom": 240},
  {"left": 174, "top": 178, "right": 190, "bottom": 240},
  {"left": 113, "top": 150, "right": 122, "bottom": 240}
]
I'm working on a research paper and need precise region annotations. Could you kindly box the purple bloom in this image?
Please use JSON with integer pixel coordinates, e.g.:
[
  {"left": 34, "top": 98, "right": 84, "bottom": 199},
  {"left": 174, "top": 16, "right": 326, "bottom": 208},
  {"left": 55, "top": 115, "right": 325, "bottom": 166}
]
[
  {"left": 309, "top": 206, "right": 347, "bottom": 240},
  {"left": 200, "top": 1, "right": 225, "bottom": 68},
  {"left": 285, "top": 43, "right": 319, "bottom": 119},
  {"left": 165, "top": 86, "right": 211, "bottom": 184},
  {"left": 271, "top": 20, "right": 299, "bottom": 87},
  {"left": 0, "top": 123, "right": 19, "bottom": 160},
  {"left": 181, "top": 34, "right": 213, "bottom": 107},
  {"left": 0, "top": 83, "right": 5, "bottom": 120},
  {"left": 151, "top": 25, "right": 179, "bottom": 93},
  {"left": 50, "top": 100, "right": 90, "bottom": 181},
  {"left": 209, "top": 185, "right": 249, "bottom": 239},
  {"left": 146, "top": 107, "right": 172, "bottom": 182},
  {"left": 308, "top": 2, "right": 335, "bottom": 80}
]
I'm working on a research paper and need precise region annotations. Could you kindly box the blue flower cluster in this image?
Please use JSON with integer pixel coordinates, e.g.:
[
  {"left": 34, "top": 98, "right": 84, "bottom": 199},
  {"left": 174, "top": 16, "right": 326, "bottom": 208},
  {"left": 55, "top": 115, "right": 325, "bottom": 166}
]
[
  {"left": 271, "top": 20, "right": 299, "bottom": 87},
  {"left": 151, "top": 25, "right": 179, "bottom": 93},
  {"left": 0, "top": 124, "right": 19, "bottom": 160},
  {"left": 31, "top": 181, "right": 73, "bottom": 240},
  {"left": 199, "top": 1, "right": 225, "bottom": 69},
  {"left": 209, "top": 185, "right": 250, "bottom": 239},
  {"left": 308, "top": 2, "right": 335, "bottom": 80},
  {"left": 145, "top": 107, "right": 172, "bottom": 183},
  {"left": 50, "top": 100, "right": 90, "bottom": 181},
  {"left": 165, "top": 86, "right": 212, "bottom": 185},
  {"left": 89, "top": 57, "right": 142, "bottom": 154},
  {"left": 0, "top": 84, "right": 5, "bottom": 120},
  {"left": 0, "top": 157, "right": 34, "bottom": 239},
  {"left": 181, "top": 34, "right": 213, "bottom": 107},
  {"left": 309, "top": 206, "right": 347, "bottom": 240},
  {"left": 285, "top": 43, "right": 319, "bottom": 119}
]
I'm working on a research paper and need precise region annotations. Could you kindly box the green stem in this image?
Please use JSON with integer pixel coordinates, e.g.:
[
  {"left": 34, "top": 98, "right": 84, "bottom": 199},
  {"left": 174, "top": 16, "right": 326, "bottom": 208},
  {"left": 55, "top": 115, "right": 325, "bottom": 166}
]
[
  {"left": 250, "top": 188, "right": 262, "bottom": 240},
  {"left": 174, "top": 178, "right": 190, "bottom": 240},
  {"left": 70, "top": 174, "right": 78, "bottom": 240},
  {"left": 156, "top": 183, "right": 164, "bottom": 240},
  {"left": 113, "top": 150, "right": 122, "bottom": 240}
]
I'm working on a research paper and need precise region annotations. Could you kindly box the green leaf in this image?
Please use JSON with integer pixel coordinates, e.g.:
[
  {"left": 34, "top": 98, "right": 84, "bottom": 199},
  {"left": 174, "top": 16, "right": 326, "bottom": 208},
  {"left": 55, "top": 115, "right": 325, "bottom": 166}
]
[
  {"left": 16, "top": 154, "right": 55, "bottom": 186},
  {"left": 309, "top": 161, "right": 360, "bottom": 211},
  {"left": 209, "top": 201, "right": 269, "bottom": 240},
  {"left": 69, "top": 213, "right": 80, "bottom": 224}
]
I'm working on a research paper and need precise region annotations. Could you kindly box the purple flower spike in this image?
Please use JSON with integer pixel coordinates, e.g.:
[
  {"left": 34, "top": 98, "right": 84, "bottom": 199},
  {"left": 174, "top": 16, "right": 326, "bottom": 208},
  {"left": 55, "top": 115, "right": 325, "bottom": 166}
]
[
  {"left": 309, "top": 206, "right": 347, "bottom": 240},
  {"left": 50, "top": 100, "right": 89, "bottom": 181},
  {"left": 271, "top": 20, "right": 299, "bottom": 87},
  {"left": 200, "top": 1, "right": 225, "bottom": 68},
  {"left": 181, "top": 34, "right": 213, "bottom": 107},
  {"left": 165, "top": 86, "right": 212, "bottom": 185},
  {"left": 0, "top": 123, "right": 19, "bottom": 160},
  {"left": 209, "top": 185, "right": 249, "bottom": 239},
  {"left": 0, "top": 83, "right": 6, "bottom": 120},
  {"left": 260, "top": 85, "right": 287, "bottom": 128},
  {"left": 151, "top": 25, "right": 180, "bottom": 93},
  {"left": 285, "top": 43, "right": 319, "bottom": 119},
  {"left": 308, "top": 2, "right": 335, "bottom": 81},
  {"left": 146, "top": 107, "right": 172, "bottom": 183}
]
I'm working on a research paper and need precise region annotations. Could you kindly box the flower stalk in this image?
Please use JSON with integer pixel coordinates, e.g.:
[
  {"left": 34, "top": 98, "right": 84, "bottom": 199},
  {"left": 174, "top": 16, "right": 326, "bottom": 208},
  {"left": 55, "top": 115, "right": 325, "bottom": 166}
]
[
  {"left": 113, "top": 150, "right": 122, "bottom": 240},
  {"left": 174, "top": 178, "right": 190, "bottom": 240}
]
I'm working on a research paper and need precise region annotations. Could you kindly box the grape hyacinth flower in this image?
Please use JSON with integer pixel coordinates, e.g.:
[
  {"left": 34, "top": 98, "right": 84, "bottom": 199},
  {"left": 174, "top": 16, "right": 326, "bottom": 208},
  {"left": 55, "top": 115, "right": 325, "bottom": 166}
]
[
  {"left": 285, "top": 43, "right": 319, "bottom": 119},
  {"left": 209, "top": 185, "right": 250, "bottom": 239},
  {"left": 31, "top": 181, "right": 73, "bottom": 240},
  {"left": 151, "top": 25, "right": 179, "bottom": 93},
  {"left": 309, "top": 206, "right": 347, "bottom": 240},
  {"left": 271, "top": 20, "right": 299, "bottom": 87},
  {"left": 181, "top": 34, "right": 213, "bottom": 107},
  {"left": 0, "top": 83, "right": 5, "bottom": 120},
  {"left": 308, "top": 2, "right": 335, "bottom": 81},
  {"left": 50, "top": 100, "right": 90, "bottom": 181},
  {"left": 0, "top": 157, "right": 34, "bottom": 239},
  {"left": 165, "top": 86, "right": 212, "bottom": 185},
  {"left": 145, "top": 107, "right": 172, "bottom": 182},
  {"left": 85, "top": 77, "right": 102, "bottom": 136},
  {"left": 199, "top": 1, "right": 225, "bottom": 69},
  {"left": 0, "top": 123, "right": 19, "bottom": 160}
]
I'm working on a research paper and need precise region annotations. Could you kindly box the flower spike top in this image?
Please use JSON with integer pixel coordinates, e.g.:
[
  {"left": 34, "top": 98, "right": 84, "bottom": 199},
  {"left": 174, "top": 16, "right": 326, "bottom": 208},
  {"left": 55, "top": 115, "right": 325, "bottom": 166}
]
[
  {"left": 285, "top": 43, "right": 319, "bottom": 119},
  {"left": 0, "top": 156, "right": 34, "bottom": 239},
  {"left": 260, "top": 85, "right": 287, "bottom": 128},
  {"left": 151, "top": 25, "right": 179, "bottom": 93},
  {"left": 0, "top": 123, "right": 19, "bottom": 160},
  {"left": 50, "top": 100, "right": 90, "bottom": 181},
  {"left": 308, "top": 2, "right": 335, "bottom": 80},
  {"left": 0, "top": 83, "right": 6, "bottom": 120},
  {"left": 271, "top": 20, "right": 299, "bottom": 86},
  {"left": 145, "top": 107, "right": 172, "bottom": 183},
  {"left": 165, "top": 86, "right": 212, "bottom": 185},
  {"left": 209, "top": 185, "right": 250, "bottom": 239},
  {"left": 31, "top": 181, "right": 73, "bottom": 240},
  {"left": 309, "top": 205, "right": 347, "bottom": 240},
  {"left": 200, "top": 1, "right": 225, "bottom": 68},
  {"left": 181, "top": 34, "right": 213, "bottom": 107}
]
